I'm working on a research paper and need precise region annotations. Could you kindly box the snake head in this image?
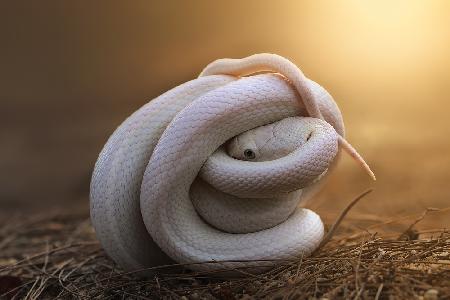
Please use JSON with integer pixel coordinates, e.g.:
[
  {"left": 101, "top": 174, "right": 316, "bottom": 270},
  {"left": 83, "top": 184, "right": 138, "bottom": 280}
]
[
  {"left": 226, "top": 117, "right": 317, "bottom": 162},
  {"left": 226, "top": 129, "right": 262, "bottom": 161}
]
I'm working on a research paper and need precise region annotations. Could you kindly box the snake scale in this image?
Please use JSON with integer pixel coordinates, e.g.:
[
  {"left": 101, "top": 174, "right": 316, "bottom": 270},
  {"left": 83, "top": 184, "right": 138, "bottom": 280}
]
[{"left": 90, "top": 53, "right": 374, "bottom": 274}]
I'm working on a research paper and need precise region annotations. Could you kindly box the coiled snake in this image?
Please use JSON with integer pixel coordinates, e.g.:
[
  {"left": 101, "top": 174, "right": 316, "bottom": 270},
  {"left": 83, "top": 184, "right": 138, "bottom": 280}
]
[{"left": 90, "top": 54, "right": 374, "bottom": 274}]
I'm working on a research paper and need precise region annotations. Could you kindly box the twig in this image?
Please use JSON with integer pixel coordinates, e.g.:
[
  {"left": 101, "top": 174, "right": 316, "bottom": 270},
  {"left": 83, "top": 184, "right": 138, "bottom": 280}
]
[{"left": 317, "top": 189, "right": 373, "bottom": 249}]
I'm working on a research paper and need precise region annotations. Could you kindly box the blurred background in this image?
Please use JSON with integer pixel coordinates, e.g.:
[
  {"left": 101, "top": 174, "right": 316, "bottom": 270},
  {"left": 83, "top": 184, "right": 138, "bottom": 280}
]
[{"left": 1, "top": 1, "right": 449, "bottom": 227}]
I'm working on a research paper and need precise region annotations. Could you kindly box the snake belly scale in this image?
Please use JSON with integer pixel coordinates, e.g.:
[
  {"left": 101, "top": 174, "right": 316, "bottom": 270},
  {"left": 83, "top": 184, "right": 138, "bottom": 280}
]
[{"left": 90, "top": 54, "right": 373, "bottom": 274}]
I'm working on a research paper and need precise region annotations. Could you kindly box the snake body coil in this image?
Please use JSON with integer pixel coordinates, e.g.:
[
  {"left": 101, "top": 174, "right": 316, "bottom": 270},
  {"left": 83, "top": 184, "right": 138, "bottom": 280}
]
[{"left": 90, "top": 54, "right": 372, "bottom": 274}]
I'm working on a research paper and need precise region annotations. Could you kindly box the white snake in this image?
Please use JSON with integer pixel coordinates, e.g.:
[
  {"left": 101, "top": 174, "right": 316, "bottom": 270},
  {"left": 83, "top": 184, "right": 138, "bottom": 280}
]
[{"left": 90, "top": 54, "right": 374, "bottom": 274}]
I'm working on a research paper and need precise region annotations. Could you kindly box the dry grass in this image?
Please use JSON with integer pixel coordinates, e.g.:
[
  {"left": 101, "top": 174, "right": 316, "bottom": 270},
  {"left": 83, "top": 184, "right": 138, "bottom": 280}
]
[{"left": 1, "top": 197, "right": 449, "bottom": 299}]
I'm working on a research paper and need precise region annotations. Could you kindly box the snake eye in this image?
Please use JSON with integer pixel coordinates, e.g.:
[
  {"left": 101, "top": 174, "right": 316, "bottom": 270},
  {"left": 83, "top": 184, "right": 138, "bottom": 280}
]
[{"left": 244, "top": 149, "right": 256, "bottom": 160}]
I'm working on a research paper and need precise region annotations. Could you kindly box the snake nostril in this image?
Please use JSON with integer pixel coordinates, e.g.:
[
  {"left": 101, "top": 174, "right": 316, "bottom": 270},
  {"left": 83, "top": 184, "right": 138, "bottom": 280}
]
[{"left": 306, "top": 132, "right": 313, "bottom": 141}]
